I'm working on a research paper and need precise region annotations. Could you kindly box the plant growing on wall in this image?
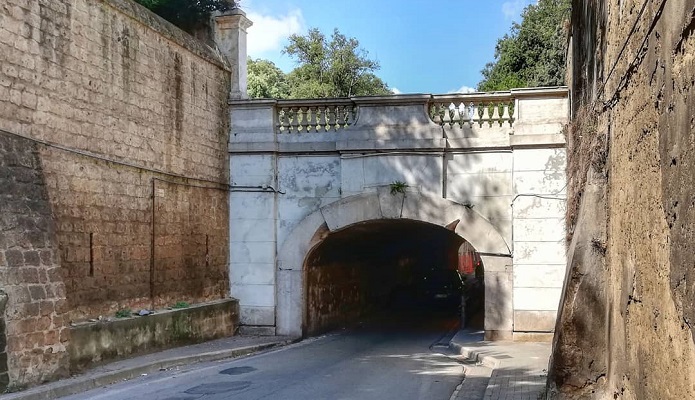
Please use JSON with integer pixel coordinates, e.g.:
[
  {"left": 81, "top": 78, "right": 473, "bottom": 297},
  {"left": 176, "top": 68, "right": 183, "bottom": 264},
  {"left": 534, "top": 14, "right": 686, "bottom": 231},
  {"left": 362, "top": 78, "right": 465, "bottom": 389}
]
[
  {"left": 172, "top": 301, "right": 190, "bottom": 309},
  {"left": 115, "top": 308, "right": 133, "bottom": 318},
  {"left": 390, "top": 181, "right": 409, "bottom": 195}
]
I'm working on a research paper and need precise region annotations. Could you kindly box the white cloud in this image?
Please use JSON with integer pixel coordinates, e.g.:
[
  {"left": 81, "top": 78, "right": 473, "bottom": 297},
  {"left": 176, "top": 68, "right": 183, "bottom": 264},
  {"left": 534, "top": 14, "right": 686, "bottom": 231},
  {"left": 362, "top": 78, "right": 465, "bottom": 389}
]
[
  {"left": 448, "top": 85, "right": 477, "bottom": 94},
  {"left": 502, "top": 0, "right": 534, "bottom": 20},
  {"left": 246, "top": 9, "right": 305, "bottom": 57},
  {"left": 391, "top": 87, "right": 402, "bottom": 95}
]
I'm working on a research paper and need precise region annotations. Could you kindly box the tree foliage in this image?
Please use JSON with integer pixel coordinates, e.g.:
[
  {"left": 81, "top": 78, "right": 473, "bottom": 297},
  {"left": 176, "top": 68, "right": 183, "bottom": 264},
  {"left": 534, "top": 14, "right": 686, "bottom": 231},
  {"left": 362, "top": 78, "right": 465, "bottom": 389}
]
[
  {"left": 478, "top": 0, "right": 571, "bottom": 92},
  {"left": 248, "top": 28, "right": 391, "bottom": 99},
  {"left": 134, "top": 0, "right": 235, "bottom": 31},
  {"left": 247, "top": 58, "right": 290, "bottom": 99}
]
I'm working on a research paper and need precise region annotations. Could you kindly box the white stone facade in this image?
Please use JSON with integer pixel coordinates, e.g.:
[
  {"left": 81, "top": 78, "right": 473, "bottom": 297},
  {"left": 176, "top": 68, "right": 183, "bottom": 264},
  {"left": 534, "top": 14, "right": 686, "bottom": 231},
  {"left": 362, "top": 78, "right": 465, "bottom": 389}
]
[{"left": 228, "top": 89, "right": 568, "bottom": 339}]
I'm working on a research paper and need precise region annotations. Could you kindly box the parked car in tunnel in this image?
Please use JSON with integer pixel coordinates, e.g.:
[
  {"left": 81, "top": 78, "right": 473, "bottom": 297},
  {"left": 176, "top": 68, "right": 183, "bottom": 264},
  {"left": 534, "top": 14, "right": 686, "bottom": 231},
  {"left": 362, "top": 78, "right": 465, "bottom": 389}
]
[
  {"left": 417, "top": 268, "right": 464, "bottom": 311},
  {"left": 389, "top": 268, "right": 463, "bottom": 312},
  {"left": 387, "top": 268, "right": 464, "bottom": 313}
]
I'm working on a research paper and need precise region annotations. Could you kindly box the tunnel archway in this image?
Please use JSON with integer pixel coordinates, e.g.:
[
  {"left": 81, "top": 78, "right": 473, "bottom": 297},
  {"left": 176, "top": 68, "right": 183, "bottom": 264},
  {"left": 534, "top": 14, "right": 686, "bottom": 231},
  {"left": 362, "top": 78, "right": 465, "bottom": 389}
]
[
  {"left": 303, "top": 218, "right": 485, "bottom": 335},
  {"left": 276, "top": 189, "right": 512, "bottom": 337}
]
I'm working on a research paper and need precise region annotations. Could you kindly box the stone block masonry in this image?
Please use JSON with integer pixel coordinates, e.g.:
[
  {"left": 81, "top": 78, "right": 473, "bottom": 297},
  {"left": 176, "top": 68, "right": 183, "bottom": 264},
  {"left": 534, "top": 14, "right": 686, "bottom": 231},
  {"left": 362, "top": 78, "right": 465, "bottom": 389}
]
[
  {"left": 0, "top": 134, "right": 70, "bottom": 390},
  {"left": 0, "top": 0, "right": 233, "bottom": 389}
]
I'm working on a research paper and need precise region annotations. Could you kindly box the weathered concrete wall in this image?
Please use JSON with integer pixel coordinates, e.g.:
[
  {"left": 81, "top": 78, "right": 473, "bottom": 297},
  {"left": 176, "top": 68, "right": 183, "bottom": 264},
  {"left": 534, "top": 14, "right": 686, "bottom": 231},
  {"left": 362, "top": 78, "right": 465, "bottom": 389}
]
[
  {"left": 549, "top": 0, "right": 695, "bottom": 398},
  {"left": 229, "top": 92, "right": 567, "bottom": 338},
  {"left": 0, "top": 0, "right": 231, "bottom": 388},
  {"left": 69, "top": 299, "right": 238, "bottom": 372}
]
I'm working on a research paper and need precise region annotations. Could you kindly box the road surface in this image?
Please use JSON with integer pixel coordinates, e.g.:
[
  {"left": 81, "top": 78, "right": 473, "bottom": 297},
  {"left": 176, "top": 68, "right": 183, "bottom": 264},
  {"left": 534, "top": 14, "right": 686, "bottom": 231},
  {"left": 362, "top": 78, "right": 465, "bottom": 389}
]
[{"left": 61, "top": 316, "right": 464, "bottom": 400}]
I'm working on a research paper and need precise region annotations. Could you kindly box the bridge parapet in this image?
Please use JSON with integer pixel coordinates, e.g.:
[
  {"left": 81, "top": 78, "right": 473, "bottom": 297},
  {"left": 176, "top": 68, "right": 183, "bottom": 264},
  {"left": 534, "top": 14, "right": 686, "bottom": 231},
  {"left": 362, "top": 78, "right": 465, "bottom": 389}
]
[{"left": 229, "top": 87, "right": 568, "bottom": 153}]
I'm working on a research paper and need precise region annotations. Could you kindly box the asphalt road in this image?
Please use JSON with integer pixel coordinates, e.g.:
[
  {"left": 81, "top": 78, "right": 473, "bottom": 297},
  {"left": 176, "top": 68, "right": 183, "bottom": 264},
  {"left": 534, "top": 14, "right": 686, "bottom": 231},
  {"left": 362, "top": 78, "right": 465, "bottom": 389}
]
[{"left": 61, "top": 316, "right": 464, "bottom": 400}]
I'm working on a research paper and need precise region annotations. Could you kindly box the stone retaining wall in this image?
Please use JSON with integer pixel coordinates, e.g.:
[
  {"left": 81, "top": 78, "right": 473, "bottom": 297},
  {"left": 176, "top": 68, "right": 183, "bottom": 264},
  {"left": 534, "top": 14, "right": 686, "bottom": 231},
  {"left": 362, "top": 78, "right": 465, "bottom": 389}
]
[{"left": 0, "top": 0, "right": 232, "bottom": 388}]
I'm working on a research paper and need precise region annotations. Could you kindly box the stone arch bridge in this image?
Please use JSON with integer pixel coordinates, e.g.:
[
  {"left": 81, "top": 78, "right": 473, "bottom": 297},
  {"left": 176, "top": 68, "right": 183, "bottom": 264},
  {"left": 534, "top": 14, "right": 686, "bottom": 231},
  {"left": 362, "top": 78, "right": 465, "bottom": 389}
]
[{"left": 228, "top": 88, "right": 568, "bottom": 340}]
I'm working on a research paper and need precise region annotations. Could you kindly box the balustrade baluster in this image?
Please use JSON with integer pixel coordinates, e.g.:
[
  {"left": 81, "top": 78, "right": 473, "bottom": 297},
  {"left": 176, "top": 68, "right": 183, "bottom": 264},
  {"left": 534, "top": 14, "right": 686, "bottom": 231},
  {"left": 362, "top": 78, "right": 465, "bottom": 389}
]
[
  {"left": 471, "top": 103, "right": 481, "bottom": 127},
  {"left": 278, "top": 108, "right": 286, "bottom": 133},
  {"left": 300, "top": 107, "right": 309, "bottom": 133},
  {"left": 344, "top": 106, "right": 353, "bottom": 129},
  {"left": 461, "top": 101, "right": 477, "bottom": 128},
  {"left": 306, "top": 107, "right": 313, "bottom": 131},
  {"left": 481, "top": 103, "right": 491, "bottom": 126},
  {"left": 491, "top": 103, "right": 501, "bottom": 126},
  {"left": 286, "top": 108, "right": 294, "bottom": 133},
  {"left": 333, "top": 106, "right": 343, "bottom": 132},
  {"left": 446, "top": 104, "right": 456, "bottom": 127},
  {"left": 325, "top": 106, "right": 335, "bottom": 132},
  {"left": 456, "top": 102, "right": 465, "bottom": 128},
  {"left": 502, "top": 103, "right": 511, "bottom": 127},
  {"left": 292, "top": 107, "right": 300, "bottom": 133},
  {"left": 314, "top": 106, "right": 323, "bottom": 132},
  {"left": 312, "top": 107, "right": 320, "bottom": 133},
  {"left": 439, "top": 104, "right": 448, "bottom": 127}
]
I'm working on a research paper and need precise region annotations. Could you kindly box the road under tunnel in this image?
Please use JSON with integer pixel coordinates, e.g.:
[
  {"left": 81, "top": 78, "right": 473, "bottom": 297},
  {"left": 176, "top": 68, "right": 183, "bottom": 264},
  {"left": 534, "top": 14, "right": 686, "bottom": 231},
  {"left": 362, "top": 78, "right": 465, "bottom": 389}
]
[{"left": 303, "top": 219, "right": 485, "bottom": 336}]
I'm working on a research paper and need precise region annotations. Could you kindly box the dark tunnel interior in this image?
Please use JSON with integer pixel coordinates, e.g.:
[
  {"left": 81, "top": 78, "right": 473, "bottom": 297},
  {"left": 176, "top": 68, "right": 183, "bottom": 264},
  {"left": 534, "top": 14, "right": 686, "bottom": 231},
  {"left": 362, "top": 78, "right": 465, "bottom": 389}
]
[{"left": 303, "top": 219, "right": 485, "bottom": 336}]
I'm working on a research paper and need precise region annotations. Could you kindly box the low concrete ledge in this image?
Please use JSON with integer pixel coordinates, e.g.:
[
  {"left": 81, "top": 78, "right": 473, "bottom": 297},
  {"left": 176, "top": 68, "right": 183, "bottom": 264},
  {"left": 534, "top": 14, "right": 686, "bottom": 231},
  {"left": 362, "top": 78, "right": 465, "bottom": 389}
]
[{"left": 69, "top": 298, "right": 239, "bottom": 372}]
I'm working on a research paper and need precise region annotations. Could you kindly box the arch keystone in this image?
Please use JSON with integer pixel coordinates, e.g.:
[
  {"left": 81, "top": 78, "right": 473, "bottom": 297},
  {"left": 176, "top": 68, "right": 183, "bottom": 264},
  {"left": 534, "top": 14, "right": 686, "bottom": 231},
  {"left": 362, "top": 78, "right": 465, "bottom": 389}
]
[{"left": 320, "top": 192, "right": 382, "bottom": 231}]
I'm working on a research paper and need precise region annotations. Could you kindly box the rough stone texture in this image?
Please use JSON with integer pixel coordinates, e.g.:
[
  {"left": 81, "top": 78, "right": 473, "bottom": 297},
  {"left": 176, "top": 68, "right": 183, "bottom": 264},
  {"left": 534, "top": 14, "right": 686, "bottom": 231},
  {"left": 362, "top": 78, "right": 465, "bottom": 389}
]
[
  {"left": 69, "top": 299, "right": 238, "bottom": 372},
  {"left": 0, "top": 0, "right": 231, "bottom": 388},
  {"left": 548, "top": 177, "right": 609, "bottom": 398},
  {"left": 0, "top": 134, "right": 70, "bottom": 389},
  {"left": 0, "top": 0, "right": 230, "bottom": 313},
  {"left": 152, "top": 180, "right": 229, "bottom": 309},
  {"left": 549, "top": 0, "right": 695, "bottom": 398}
]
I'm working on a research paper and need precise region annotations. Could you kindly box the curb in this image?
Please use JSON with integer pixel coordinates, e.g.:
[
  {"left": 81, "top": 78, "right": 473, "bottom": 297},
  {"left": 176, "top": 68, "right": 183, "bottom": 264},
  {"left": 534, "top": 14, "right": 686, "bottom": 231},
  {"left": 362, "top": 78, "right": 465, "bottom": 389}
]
[
  {"left": 448, "top": 341, "right": 500, "bottom": 369},
  {"left": 3, "top": 339, "right": 300, "bottom": 400}
]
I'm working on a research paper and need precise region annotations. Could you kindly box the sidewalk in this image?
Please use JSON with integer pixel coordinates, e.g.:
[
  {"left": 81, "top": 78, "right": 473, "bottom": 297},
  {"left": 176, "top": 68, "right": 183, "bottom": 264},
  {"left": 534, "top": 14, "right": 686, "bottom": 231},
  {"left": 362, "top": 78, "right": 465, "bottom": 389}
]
[
  {"left": 2, "top": 335, "right": 299, "bottom": 400},
  {"left": 449, "top": 330, "right": 551, "bottom": 400}
]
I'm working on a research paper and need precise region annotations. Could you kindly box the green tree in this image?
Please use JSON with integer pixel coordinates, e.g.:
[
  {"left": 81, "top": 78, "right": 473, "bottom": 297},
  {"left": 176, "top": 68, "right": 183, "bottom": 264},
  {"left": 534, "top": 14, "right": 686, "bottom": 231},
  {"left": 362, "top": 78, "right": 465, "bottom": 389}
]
[
  {"left": 134, "top": 0, "right": 235, "bottom": 32},
  {"left": 478, "top": 0, "right": 571, "bottom": 91},
  {"left": 247, "top": 58, "right": 291, "bottom": 99},
  {"left": 283, "top": 28, "right": 391, "bottom": 98}
]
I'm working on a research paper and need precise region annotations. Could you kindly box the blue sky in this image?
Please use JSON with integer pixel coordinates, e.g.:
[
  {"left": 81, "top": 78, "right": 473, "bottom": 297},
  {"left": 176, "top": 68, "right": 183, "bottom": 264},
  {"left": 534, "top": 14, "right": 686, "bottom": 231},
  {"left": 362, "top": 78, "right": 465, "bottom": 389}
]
[{"left": 242, "top": 0, "right": 535, "bottom": 95}]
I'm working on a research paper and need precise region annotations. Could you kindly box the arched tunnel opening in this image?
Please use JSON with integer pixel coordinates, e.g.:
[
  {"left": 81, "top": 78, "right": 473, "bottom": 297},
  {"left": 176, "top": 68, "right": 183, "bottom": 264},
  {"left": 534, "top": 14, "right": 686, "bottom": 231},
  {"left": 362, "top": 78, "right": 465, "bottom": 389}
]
[{"left": 303, "top": 219, "right": 485, "bottom": 336}]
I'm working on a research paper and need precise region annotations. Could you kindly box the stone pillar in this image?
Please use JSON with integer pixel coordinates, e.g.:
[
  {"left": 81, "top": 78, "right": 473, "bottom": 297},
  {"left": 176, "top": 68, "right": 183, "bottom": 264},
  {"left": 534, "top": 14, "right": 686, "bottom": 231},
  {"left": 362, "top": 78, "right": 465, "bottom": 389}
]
[
  {"left": 213, "top": 8, "right": 253, "bottom": 99},
  {"left": 481, "top": 255, "right": 514, "bottom": 340}
]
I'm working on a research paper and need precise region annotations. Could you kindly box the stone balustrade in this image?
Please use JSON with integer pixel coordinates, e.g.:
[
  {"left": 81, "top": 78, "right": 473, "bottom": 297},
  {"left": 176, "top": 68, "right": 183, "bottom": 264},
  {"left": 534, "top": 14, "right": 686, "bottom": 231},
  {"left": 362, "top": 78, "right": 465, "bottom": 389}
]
[
  {"left": 263, "top": 88, "right": 568, "bottom": 135},
  {"left": 229, "top": 87, "right": 568, "bottom": 153},
  {"left": 276, "top": 99, "right": 357, "bottom": 133},
  {"left": 429, "top": 92, "right": 515, "bottom": 128}
]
